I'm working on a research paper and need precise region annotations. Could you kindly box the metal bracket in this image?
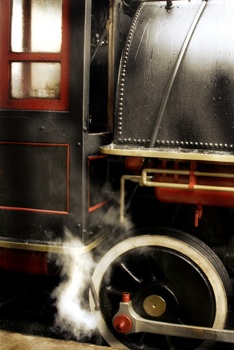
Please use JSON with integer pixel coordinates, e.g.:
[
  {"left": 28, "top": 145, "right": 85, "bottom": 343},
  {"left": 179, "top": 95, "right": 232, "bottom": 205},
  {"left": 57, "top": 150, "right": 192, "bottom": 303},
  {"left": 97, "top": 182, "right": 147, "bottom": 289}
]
[{"left": 165, "top": 1, "right": 174, "bottom": 10}]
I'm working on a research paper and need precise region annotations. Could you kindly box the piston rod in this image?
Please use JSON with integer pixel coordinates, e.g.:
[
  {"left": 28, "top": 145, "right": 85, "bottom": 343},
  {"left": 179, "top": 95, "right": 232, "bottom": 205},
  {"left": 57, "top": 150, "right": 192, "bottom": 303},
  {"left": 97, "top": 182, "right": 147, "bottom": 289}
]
[{"left": 113, "top": 301, "right": 234, "bottom": 343}]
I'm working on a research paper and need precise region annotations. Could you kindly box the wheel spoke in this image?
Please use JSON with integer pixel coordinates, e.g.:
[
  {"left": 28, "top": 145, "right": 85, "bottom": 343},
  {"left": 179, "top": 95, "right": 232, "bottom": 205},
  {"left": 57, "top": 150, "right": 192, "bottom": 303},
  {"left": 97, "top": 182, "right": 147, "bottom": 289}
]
[
  {"left": 145, "top": 255, "right": 166, "bottom": 283},
  {"left": 120, "top": 262, "right": 143, "bottom": 284}
]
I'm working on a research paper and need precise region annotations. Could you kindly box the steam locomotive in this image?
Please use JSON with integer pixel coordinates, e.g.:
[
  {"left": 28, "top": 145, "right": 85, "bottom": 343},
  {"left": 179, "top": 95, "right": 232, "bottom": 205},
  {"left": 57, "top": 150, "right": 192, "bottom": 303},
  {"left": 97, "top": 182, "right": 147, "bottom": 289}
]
[{"left": 1, "top": 0, "right": 234, "bottom": 349}]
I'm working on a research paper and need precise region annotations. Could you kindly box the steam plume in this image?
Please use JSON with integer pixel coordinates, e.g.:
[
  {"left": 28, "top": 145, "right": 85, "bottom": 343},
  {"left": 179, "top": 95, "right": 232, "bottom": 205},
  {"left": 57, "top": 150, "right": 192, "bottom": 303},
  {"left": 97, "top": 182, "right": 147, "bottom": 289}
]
[
  {"left": 52, "top": 228, "right": 97, "bottom": 341},
  {"left": 51, "top": 190, "right": 133, "bottom": 341}
]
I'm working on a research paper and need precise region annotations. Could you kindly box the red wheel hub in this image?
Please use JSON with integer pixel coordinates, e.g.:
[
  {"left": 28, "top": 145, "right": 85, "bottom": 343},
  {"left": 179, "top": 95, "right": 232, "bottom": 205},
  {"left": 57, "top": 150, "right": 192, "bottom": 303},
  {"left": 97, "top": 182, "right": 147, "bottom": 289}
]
[{"left": 113, "top": 314, "right": 133, "bottom": 333}]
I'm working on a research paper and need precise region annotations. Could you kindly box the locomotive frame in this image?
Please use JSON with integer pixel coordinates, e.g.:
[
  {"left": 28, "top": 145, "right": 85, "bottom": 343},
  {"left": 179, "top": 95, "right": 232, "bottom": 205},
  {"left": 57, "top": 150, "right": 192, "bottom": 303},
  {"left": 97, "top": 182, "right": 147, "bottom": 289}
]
[{"left": 1, "top": 0, "right": 234, "bottom": 349}]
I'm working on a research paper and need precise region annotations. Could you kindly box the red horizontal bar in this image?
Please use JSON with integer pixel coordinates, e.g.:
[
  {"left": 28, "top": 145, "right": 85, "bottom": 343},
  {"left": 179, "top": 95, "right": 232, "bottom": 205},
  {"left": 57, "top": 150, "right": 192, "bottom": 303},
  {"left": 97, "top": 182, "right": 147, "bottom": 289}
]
[
  {"left": 0, "top": 206, "right": 68, "bottom": 215},
  {"left": 8, "top": 52, "right": 61, "bottom": 62}
]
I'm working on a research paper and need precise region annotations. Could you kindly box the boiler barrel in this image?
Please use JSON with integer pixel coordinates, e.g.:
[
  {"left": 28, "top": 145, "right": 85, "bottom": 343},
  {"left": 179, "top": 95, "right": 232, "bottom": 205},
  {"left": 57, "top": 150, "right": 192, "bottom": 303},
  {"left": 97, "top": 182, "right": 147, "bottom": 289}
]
[{"left": 114, "top": 0, "right": 234, "bottom": 152}]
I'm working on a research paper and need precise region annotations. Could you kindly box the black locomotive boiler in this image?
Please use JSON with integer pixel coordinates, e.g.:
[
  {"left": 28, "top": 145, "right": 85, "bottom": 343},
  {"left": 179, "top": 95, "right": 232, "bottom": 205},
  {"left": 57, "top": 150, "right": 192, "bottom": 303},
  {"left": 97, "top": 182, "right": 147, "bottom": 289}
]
[{"left": 1, "top": 0, "right": 234, "bottom": 349}]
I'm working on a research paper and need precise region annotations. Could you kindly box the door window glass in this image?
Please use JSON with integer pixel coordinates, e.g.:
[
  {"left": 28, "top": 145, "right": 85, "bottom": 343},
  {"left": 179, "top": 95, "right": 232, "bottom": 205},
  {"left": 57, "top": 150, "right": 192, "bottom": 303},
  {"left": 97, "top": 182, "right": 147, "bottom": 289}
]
[{"left": 11, "top": 0, "right": 62, "bottom": 53}]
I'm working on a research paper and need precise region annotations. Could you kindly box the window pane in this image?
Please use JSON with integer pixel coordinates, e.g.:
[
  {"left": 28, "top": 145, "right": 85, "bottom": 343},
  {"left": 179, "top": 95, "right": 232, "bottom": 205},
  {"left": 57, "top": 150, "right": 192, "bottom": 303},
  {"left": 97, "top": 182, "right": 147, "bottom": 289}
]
[
  {"left": 11, "top": 0, "right": 62, "bottom": 53},
  {"left": 11, "top": 62, "right": 61, "bottom": 99}
]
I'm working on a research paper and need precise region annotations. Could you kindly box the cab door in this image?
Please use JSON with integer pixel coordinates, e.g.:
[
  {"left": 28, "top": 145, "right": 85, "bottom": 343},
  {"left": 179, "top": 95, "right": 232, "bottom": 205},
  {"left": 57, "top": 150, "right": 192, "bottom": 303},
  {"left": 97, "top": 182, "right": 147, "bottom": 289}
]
[{"left": 0, "top": 0, "right": 89, "bottom": 244}]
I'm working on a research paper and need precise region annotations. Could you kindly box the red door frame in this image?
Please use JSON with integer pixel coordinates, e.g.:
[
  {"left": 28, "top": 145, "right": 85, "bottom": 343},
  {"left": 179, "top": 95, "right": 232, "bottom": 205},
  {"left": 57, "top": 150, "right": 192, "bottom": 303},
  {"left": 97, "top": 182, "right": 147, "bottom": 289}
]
[{"left": 0, "top": 0, "right": 69, "bottom": 111}]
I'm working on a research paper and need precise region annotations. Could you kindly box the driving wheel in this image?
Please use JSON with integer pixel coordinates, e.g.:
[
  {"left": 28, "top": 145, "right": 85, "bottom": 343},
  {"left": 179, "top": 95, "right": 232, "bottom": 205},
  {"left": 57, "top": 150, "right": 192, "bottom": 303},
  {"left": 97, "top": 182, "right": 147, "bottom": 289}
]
[{"left": 90, "top": 228, "right": 232, "bottom": 349}]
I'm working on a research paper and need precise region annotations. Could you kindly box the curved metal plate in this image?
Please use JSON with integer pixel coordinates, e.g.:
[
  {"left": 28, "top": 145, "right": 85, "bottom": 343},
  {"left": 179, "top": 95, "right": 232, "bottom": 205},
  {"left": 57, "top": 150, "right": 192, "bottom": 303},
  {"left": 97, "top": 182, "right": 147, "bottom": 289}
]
[{"left": 114, "top": 0, "right": 234, "bottom": 152}]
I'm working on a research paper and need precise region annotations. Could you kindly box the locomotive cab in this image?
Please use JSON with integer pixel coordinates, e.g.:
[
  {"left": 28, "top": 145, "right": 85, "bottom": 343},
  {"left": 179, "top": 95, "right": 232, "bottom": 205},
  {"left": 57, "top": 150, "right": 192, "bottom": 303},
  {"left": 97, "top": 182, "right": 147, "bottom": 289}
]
[{"left": 0, "top": 0, "right": 126, "bottom": 269}]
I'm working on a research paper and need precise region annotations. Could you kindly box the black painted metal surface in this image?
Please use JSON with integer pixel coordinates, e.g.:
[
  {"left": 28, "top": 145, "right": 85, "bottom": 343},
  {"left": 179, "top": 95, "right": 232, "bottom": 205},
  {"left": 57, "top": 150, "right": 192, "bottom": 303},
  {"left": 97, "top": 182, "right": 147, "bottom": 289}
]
[{"left": 114, "top": 0, "right": 234, "bottom": 151}]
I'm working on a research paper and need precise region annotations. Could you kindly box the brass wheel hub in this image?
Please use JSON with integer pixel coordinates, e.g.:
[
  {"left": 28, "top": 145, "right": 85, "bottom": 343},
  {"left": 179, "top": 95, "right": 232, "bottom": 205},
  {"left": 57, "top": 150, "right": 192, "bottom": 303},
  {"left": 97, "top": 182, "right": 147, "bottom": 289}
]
[{"left": 143, "top": 295, "right": 166, "bottom": 317}]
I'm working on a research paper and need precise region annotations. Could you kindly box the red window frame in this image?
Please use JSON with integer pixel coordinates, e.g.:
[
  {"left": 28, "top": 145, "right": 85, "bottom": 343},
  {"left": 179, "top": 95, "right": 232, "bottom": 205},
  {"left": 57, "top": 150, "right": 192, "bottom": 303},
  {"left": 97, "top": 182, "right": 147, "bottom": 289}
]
[{"left": 0, "top": 0, "right": 69, "bottom": 111}]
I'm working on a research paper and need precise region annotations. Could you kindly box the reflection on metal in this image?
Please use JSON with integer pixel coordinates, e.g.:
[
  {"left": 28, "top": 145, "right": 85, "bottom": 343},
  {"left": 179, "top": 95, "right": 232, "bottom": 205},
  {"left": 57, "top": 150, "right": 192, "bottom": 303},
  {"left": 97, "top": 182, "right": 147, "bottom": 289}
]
[
  {"left": 149, "top": 0, "right": 207, "bottom": 148},
  {"left": 0, "top": 234, "right": 107, "bottom": 254}
]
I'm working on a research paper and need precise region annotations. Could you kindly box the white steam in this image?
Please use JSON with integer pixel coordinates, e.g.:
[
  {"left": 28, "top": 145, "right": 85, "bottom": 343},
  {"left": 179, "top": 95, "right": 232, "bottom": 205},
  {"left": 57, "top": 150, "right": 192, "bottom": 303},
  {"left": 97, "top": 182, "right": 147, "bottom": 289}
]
[
  {"left": 52, "top": 228, "right": 97, "bottom": 340},
  {"left": 51, "top": 193, "right": 133, "bottom": 341}
]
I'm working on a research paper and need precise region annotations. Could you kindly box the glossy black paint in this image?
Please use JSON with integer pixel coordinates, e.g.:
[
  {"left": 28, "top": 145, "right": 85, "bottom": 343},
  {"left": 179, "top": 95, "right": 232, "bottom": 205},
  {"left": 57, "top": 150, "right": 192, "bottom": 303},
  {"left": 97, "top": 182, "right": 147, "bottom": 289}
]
[{"left": 114, "top": 1, "right": 234, "bottom": 150}]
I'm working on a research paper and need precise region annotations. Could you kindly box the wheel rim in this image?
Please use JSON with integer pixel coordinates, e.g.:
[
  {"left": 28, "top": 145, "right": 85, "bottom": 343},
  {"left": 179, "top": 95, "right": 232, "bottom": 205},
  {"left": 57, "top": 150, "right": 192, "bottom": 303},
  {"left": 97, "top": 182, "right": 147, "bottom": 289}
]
[{"left": 90, "top": 229, "right": 231, "bottom": 349}]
